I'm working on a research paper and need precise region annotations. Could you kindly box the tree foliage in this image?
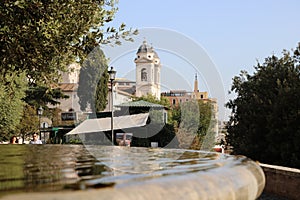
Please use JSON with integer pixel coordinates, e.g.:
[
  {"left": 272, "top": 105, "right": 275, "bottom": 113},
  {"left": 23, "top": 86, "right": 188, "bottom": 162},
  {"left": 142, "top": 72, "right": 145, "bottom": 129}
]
[
  {"left": 16, "top": 104, "right": 39, "bottom": 142},
  {"left": 173, "top": 100, "right": 213, "bottom": 136},
  {"left": 0, "top": 0, "right": 137, "bottom": 139},
  {"left": 133, "top": 94, "right": 170, "bottom": 124},
  {"left": 0, "top": 0, "right": 138, "bottom": 85},
  {"left": 133, "top": 94, "right": 170, "bottom": 108},
  {"left": 77, "top": 48, "right": 109, "bottom": 113},
  {"left": 95, "top": 67, "right": 109, "bottom": 112},
  {"left": 226, "top": 43, "right": 300, "bottom": 168},
  {"left": 0, "top": 71, "right": 27, "bottom": 141},
  {"left": 172, "top": 100, "right": 213, "bottom": 149},
  {"left": 24, "top": 85, "right": 69, "bottom": 107}
]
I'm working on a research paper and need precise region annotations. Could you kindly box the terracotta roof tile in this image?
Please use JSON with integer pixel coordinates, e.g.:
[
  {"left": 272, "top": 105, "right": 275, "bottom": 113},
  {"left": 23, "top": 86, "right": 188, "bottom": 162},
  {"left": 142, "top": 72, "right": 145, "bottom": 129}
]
[{"left": 58, "top": 83, "right": 78, "bottom": 91}]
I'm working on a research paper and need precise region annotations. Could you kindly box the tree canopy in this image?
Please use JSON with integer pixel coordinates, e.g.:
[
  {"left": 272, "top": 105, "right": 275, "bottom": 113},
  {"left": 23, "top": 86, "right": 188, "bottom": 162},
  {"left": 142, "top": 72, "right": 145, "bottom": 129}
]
[
  {"left": 16, "top": 104, "right": 39, "bottom": 142},
  {"left": 77, "top": 48, "right": 109, "bottom": 113},
  {"left": 0, "top": 71, "right": 27, "bottom": 141},
  {"left": 0, "top": 0, "right": 138, "bottom": 140},
  {"left": 226, "top": 43, "right": 300, "bottom": 168},
  {"left": 173, "top": 100, "right": 214, "bottom": 149},
  {"left": 133, "top": 94, "right": 170, "bottom": 108},
  {"left": 0, "top": 0, "right": 137, "bottom": 85}
]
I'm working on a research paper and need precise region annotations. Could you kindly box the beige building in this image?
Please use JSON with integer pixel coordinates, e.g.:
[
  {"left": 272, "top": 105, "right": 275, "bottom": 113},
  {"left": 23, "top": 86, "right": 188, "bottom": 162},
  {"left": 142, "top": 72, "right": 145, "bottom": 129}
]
[
  {"left": 162, "top": 73, "right": 219, "bottom": 137},
  {"left": 134, "top": 40, "right": 161, "bottom": 100},
  {"left": 191, "top": 74, "right": 208, "bottom": 99},
  {"left": 162, "top": 74, "right": 215, "bottom": 106},
  {"left": 56, "top": 41, "right": 162, "bottom": 114},
  {"left": 47, "top": 63, "right": 85, "bottom": 124},
  {"left": 56, "top": 63, "right": 81, "bottom": 113},
  {"left": 105, "top": 78, "right": 135, "bottom": 112},
  {"left": 53, "top": 41, "right": 218, "bottom": 136},
  {"left": 46, "top": 40, "right": 220, "bottom": 144},
  {"left": 161, "top": 90, "right": 192, "bottom": 107},
  {"left": 105, "top": 41, "right": 162, "bottom": 111}
]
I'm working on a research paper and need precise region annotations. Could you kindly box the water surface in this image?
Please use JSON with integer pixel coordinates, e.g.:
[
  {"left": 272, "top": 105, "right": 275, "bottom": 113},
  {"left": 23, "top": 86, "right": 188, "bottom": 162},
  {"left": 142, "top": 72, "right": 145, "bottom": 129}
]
[{"left": 0, "top": 144, "right": 265, "bottom": 199}]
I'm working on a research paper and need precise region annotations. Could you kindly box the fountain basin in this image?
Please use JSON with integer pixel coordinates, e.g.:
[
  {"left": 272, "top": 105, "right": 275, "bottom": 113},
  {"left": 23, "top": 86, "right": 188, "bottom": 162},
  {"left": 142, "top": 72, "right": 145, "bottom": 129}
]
[{"left": 0, "top": 145, "right": 265, "bottom": 200}]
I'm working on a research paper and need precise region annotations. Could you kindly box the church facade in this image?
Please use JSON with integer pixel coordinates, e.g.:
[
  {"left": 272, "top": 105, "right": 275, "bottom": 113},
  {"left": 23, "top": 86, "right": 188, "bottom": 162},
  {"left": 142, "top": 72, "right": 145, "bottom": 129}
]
[
  {"left": 45, "top": 40, "right": 220, "bottom": 143},
  {"left": 55, "top": 40, "right": 217, "bottom": 125},
  {"left": 134, "top": 40, "right": 161, "bottom": 100},
  {"left": 53, "top": 41, "right": 162, "bottom": 112}
]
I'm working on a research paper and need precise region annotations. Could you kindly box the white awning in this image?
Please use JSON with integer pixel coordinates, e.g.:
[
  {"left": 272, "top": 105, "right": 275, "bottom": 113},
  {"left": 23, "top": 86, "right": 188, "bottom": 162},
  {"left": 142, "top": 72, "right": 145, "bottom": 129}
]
[{"left": 66, "top": 113, "right": 149, "bottom": 135}]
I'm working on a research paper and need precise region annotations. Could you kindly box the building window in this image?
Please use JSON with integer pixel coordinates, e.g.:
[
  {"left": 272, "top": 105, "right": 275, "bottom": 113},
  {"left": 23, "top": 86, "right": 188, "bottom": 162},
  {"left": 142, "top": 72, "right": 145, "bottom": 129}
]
[
  {"left": 172, "top": 99, "right": 176, "bottom": 105},
  {"left": 201, "top": 94, "right": 203, "bottom": 99},
  {"left": 141, "top": 68, "right": 147, "bottom": 81}
]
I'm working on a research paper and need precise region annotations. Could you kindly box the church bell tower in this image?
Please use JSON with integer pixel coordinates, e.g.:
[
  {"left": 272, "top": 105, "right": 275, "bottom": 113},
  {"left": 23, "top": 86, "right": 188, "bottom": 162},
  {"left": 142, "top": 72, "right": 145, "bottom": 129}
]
[{"left": 134, "top": 40, "right": 161, "bottom": 100}]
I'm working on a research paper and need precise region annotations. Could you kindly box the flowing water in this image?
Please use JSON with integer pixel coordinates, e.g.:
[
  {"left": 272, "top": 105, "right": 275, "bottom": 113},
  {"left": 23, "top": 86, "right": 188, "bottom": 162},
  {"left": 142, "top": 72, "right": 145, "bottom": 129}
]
[{"left": 0, "top": 144, "right": 265, "bottom": 199}]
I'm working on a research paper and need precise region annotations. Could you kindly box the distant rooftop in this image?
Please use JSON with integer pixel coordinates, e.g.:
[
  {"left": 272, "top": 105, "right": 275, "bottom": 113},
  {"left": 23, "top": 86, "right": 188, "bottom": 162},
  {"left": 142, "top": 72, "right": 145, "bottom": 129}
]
[
  {"left": 58, "top": 83, "right": 78, "bottom": 92},
  {"left": 115, "top": 78, "right": 135, "bottom": 83},
  {"left": 116, "top": 100, "right": 164, "bottom": 108}
]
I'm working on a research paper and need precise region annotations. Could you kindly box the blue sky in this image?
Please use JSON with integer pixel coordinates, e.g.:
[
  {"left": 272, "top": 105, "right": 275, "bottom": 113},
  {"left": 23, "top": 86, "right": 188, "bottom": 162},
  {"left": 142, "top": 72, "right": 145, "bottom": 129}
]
[{"left": 103, "top": 0, "right": 300, "bottom": 121}]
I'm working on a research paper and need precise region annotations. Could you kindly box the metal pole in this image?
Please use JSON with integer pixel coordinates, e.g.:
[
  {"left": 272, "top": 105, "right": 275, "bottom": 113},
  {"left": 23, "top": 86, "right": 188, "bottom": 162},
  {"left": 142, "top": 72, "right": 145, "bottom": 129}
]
[
  {"left": 37, "top": 106, "right": 43, "bottom": 142},
  {"left": 111, "top": 80, "right": 114, "bottom": 145},
  {"left": 39, "top": 115, "right": 41, "bottom": 140}
]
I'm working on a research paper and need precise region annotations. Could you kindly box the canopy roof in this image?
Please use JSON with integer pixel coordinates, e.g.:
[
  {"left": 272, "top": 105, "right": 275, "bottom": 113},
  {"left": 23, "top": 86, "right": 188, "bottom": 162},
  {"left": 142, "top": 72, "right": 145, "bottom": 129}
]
[
  {"left": 66, "top": 113, "right": 149, "bottom": 135},
  {"left": 116, "top": 100, "right": 164, "bottom": 108}
]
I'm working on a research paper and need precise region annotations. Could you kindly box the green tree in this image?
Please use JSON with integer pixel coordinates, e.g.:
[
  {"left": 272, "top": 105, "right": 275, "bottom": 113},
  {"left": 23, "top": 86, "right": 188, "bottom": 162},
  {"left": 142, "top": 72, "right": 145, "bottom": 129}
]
[
  {"left": 77, "top": 48, "right": 109, "bottom": 113},
  {"left": 0, "top": 0, "right": 137, "bottom": 139},
  {"left": 16, "top": 104, "right": 39, "bottom": 142},
  {"left": 133, "top": 94, "right": 170, "bottom": 108},
  {"left": 226, "top": 43, "right": 300, "bottom": 168},
  {"left": 48, "top": 107, "right": 62, "bottom": 127},
  {"left": 0, "top": 71, "right": 27, "bottom": 141},
  {"left": 95, "top": 67, "right": 109, "bottom": 112},
  {"left": 24, "top": 85, "right": 69, "bottom": 107},
  {"left": 129, "top": 94, "right": 176, "bottom": 147},
  {"left": 172, "top": 100, "right": 213, "bottom": 149},
  {"left": 0, "top": 0, "right": 137, "bottom": 85},
  {"left": 133, "top": 94, "right": 170, "bottom": 124}
]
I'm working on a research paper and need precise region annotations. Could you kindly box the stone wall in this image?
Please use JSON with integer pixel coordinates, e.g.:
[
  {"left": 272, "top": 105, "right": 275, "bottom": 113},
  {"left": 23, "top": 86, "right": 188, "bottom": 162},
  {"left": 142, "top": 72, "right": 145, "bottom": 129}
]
[{"left": 260, "top": 163, "right": 300, "bottom": 200}]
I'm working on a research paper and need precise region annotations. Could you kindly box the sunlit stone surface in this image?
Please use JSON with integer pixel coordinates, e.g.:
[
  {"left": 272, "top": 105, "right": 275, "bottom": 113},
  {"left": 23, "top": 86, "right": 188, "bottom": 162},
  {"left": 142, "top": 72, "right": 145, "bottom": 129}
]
[{"left": 0, "top": 145, "right": 265, "bottom": 200}]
